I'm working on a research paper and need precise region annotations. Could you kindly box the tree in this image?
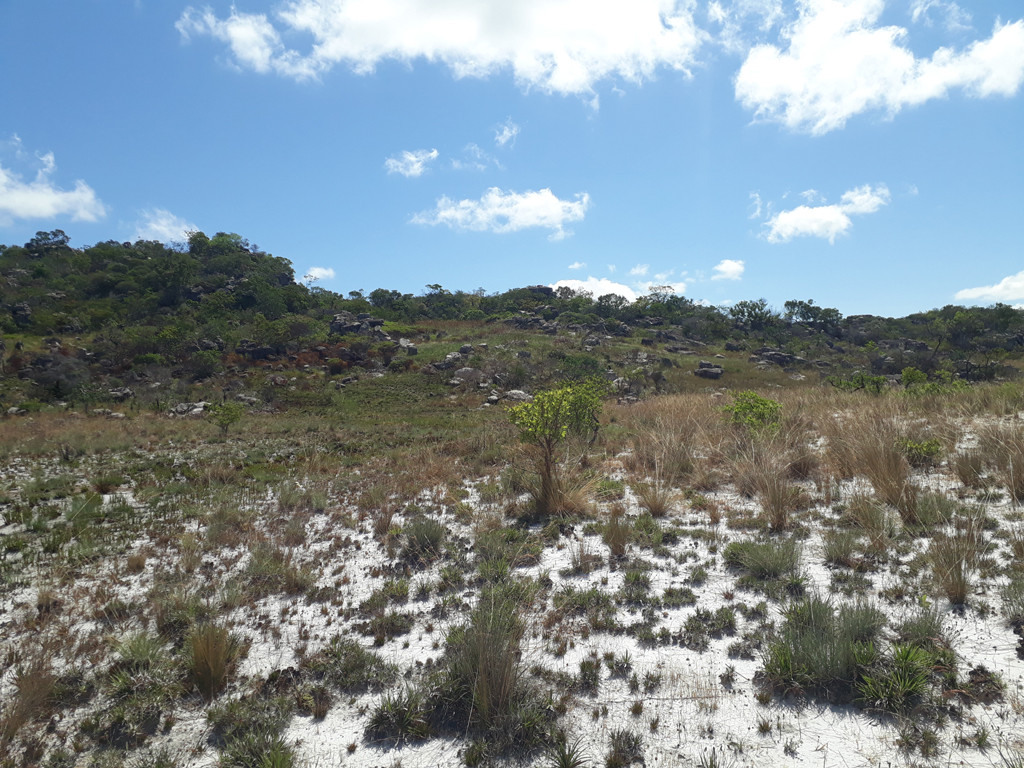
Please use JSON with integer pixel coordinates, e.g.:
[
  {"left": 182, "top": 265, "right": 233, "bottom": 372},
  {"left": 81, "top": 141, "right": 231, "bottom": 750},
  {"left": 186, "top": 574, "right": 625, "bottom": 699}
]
[
  {"left": 208, "top": 402, "right": 243, "bottom": 436},
  {"left": 507, "top": 381, "right": 603, "bottom": 517}
]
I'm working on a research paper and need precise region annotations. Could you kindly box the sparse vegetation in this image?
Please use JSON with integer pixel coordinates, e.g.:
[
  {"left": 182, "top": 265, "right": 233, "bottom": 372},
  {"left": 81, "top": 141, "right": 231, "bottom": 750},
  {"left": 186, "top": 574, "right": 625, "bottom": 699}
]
[{"left": 0, "top": 254, "right": 1022, "bottom": 766}]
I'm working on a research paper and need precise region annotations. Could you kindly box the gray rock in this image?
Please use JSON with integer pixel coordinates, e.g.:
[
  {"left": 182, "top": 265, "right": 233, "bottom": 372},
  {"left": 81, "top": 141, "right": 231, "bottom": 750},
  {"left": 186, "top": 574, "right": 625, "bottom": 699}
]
[
  {"left": 504, "top": 390, "right": 533, "bottom": 402},
  {"left": 694, "top": 366, "right": 724, "bottom": 380}
]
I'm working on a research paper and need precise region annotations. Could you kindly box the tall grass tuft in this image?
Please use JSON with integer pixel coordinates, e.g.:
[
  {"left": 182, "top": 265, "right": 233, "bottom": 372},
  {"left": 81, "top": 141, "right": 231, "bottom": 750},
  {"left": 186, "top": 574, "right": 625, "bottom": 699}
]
[{"left": 188, "top": 624, "right": 241, "bottom": 703}]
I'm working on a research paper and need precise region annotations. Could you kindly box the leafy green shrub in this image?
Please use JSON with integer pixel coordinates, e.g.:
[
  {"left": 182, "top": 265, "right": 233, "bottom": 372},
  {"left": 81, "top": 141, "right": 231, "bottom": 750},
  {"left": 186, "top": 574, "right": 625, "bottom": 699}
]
[
  {"left": 507, "top": 381, "right": 603, "bottom": 517},
  {"left": 722, "top": 391, "right": 782, "bottom": 433},
  {"left": 897, "top": 437, "right": 942, "bottom": 469}
]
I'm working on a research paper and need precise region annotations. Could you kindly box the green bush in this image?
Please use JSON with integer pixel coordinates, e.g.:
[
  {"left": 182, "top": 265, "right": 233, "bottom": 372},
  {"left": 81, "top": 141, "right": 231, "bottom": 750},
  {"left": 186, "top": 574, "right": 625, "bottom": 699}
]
[{"left": 722, "top": 391, "right": 782, "bottom": 433}]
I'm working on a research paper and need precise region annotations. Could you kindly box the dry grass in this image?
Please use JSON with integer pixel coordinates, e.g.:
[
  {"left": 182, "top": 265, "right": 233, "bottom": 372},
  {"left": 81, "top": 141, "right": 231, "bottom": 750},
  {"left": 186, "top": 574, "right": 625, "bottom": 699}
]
[
  {"left": 634, "top": 480, "right": 678, "bottom": 518},
  {"left": 979, "top": 423, "right": 1024, "bottom": 504},
  {"left": 187, "top": 624, "right": 241, "bottom": 703},
  {"left": 603, "top": 506, "right": 631, "bottom": 560},
  {"left": 0, "top": 650, "right": 57, "bottom": 748}
]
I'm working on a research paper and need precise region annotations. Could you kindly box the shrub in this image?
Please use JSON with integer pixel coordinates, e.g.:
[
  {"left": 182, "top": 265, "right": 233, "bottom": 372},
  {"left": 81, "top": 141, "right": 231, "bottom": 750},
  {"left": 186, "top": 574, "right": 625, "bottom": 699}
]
[
  {"left": 723, "top": 391, "right": 782, "bottom": 433},
  {"left": 507, "top": 381, "right": 603, "bottom": 517},
  {"left": 897, "top": 437, "right": 942, "bottom": 469}
]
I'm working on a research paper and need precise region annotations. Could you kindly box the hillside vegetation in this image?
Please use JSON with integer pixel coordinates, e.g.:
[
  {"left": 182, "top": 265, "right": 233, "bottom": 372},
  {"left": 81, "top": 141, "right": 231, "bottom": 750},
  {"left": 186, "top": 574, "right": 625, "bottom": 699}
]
[{"left": 1, "top": 231, "right": 1024, "bottom": 768}]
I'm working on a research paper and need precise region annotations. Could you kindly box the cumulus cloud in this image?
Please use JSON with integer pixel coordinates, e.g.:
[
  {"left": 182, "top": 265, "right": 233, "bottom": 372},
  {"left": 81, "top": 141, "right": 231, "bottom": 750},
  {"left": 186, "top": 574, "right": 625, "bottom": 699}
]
[
  {"left": 385, "top": 148, "right": 439, "bottom": 177},
  {"left": 134, "top": 208, "right": 196, "bottom": 243},
  {"left": 629, "top": 263, "right": 650, "bottom": 276},
  {"left": 568, "top": 261, "right": 586, "bottom": 270},
  {"left": 177, "top": 0, "right": 705, "bottom": 97},
  {"left": 735, "top": 0, "right": 1024, "bottom": 134},
  {"left": 0, "top": 144, "right": 106, "bottom": 225},
  {"left": 412, "top": 187, "right": 589, "bottom": 240},
  {"left": 763, "top": 183, "right": 890, "bottom": 243},
  {"left": 495, "top": 119, "right": 520, "bottom": 147},
  {"left": 711, "top": 258, "right": 745, "bottom": 280},
  {"left": 550, "top": 276, "right": 638, "bottom": 302},
  {"left": 304, "top": 266, "right": 337, "bottom": 282},
  {"left": 954, "top": 271, "right": 1024, "bottom": 303}
]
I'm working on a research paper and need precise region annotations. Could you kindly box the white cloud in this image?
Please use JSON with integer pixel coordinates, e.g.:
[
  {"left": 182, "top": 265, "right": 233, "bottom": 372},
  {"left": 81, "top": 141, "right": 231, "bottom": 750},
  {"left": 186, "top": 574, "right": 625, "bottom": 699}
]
[
  {"left": 748, "top": 191, "right": 764, "bottom": 219},
  {"left": 735, "top": 0, "right": 1024, "bottom": 134},
  {"left": 0, "top": 145, "right": 106, "bottom": 225},
  {"left": 177, "top": 0, "right": 706, "bottom": 97},
  {"left": 495, "top": 119, "right": 520, "bottom": 147},
  {"left": 607, "top": 264, "right": 617, "bottom": 273},
  {"left": 568, "top": 261, "right": 587, "bottom": 270},
  {"left": 134, "top": 208, "right": 196, "bottom": 243},
  {"left": 764, "top": 183, "right": 889, "bottom": 243},
  {"left": 304, "top": 266, "right": 337, "bottom": 282},
  {"left": 711, "top": 258, "right": 745, "bottom": 280},
  {"left": 551, "top": 276, "right": 638, "bottom": 302},
  {"left": 412, "top": 187, "right": 589, "bottom": 240},
  {"left": 954, "top": 271, "right": 1024, "bottom": 303},
  {"left": 637, "top": 280, "right": 689, "bottom": 296},
  {"left": 385, "top": 148, "right": 439, "bottom": 177},
  {"left": 911, "top": 0, "right": 971, "bottom": 32},
  {"left": 451, "top": 144, "right": 500, "bottom": 172},
  {"left": 629, "top": 263, "right": 650, "bottom": 276},
  {"left": 709, "top": 0, "right": 785, "bottom": 53}
]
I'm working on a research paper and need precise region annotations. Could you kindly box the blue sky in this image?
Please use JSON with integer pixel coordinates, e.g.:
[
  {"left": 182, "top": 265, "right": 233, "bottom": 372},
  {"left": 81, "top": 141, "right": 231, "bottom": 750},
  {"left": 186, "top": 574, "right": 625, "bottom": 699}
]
[{"left": 1, "top": 0, "right": 1022, "bottom": 316}]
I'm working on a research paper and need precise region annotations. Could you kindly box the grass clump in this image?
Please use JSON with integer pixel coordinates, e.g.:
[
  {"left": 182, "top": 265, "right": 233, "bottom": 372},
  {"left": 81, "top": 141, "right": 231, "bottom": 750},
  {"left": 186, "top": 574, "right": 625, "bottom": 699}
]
[
  {"left": 724, "top": 538, "right": 802, "bottom": 595},
  {"left": 300, "top": 636, "right": 398, "bottom": 692},
  {"left": 187, "top": 624, "right": 243, "bottom": 703},
  {"left": 760, "top": 596, "right": 885, "bottom": 701},
  {"left": 402, "top": 516, "right": 446, "bottom": 562},
  {"left": 429, "top": 583, "right": 552, "bottom": 752}
]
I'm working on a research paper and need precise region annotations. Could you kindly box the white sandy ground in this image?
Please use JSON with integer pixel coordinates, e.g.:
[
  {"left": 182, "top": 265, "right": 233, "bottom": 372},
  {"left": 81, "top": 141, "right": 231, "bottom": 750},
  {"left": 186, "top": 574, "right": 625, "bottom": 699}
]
[{"left": 1, "top": 431, "right": 1024, "bottom": 768}]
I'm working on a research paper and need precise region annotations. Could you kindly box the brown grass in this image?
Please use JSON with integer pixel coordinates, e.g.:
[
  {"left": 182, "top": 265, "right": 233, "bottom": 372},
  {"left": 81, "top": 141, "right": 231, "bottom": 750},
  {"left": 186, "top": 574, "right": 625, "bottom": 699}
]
[{"left": 187, "top": 624, "right": 241, "bottom": 703}]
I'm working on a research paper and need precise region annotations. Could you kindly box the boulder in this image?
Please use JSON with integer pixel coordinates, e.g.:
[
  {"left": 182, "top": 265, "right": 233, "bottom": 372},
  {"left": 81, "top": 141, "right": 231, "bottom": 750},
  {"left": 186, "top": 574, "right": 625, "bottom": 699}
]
[
  {"left": 694, "top": 366, "right": 723, "bottom": 380},
  {"left": 504, "top": 390, "right": 533, "bottom": 402}
]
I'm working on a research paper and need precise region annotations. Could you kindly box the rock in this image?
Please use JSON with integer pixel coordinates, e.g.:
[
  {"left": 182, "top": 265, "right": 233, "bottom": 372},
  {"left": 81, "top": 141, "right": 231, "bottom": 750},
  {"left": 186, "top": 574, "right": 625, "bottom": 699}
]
[
  {"left": 453, "top": 367, "right": 484, "bottom": 384},
  {"left": 504, "top": 390, "right": 533, "bottom": 402},
  {"left": 108, "top": 387, "right": 134, "bottom": 402},
  {"left": 724, "top": 341, "right": 745, "bottom": 352},
  {"left": 694, "top": 366, "right": 724, "bottom": 380},
  {"left": 236, "top": 395, "right": 261, "bottom": 406},
  {"left": 107, "top": 412, "right": 127, "bottom": 420},
  {"left": 697, "top": 360, "right": 717, "bottom": 369},
  {"left": 7, "top": 407, "right": 26, "bottom": 416},
  {"left": 11, "top": 302, "right": 31, "bottom": 327},
  {"left": 517, "top": 350, "right": 532, "bottom": 359},
  {"left": 459, "top": 344, "right": 474, "bottom": 354},
  {"left": 486, "top": 395, "right": 501, "bottom": 405}
]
